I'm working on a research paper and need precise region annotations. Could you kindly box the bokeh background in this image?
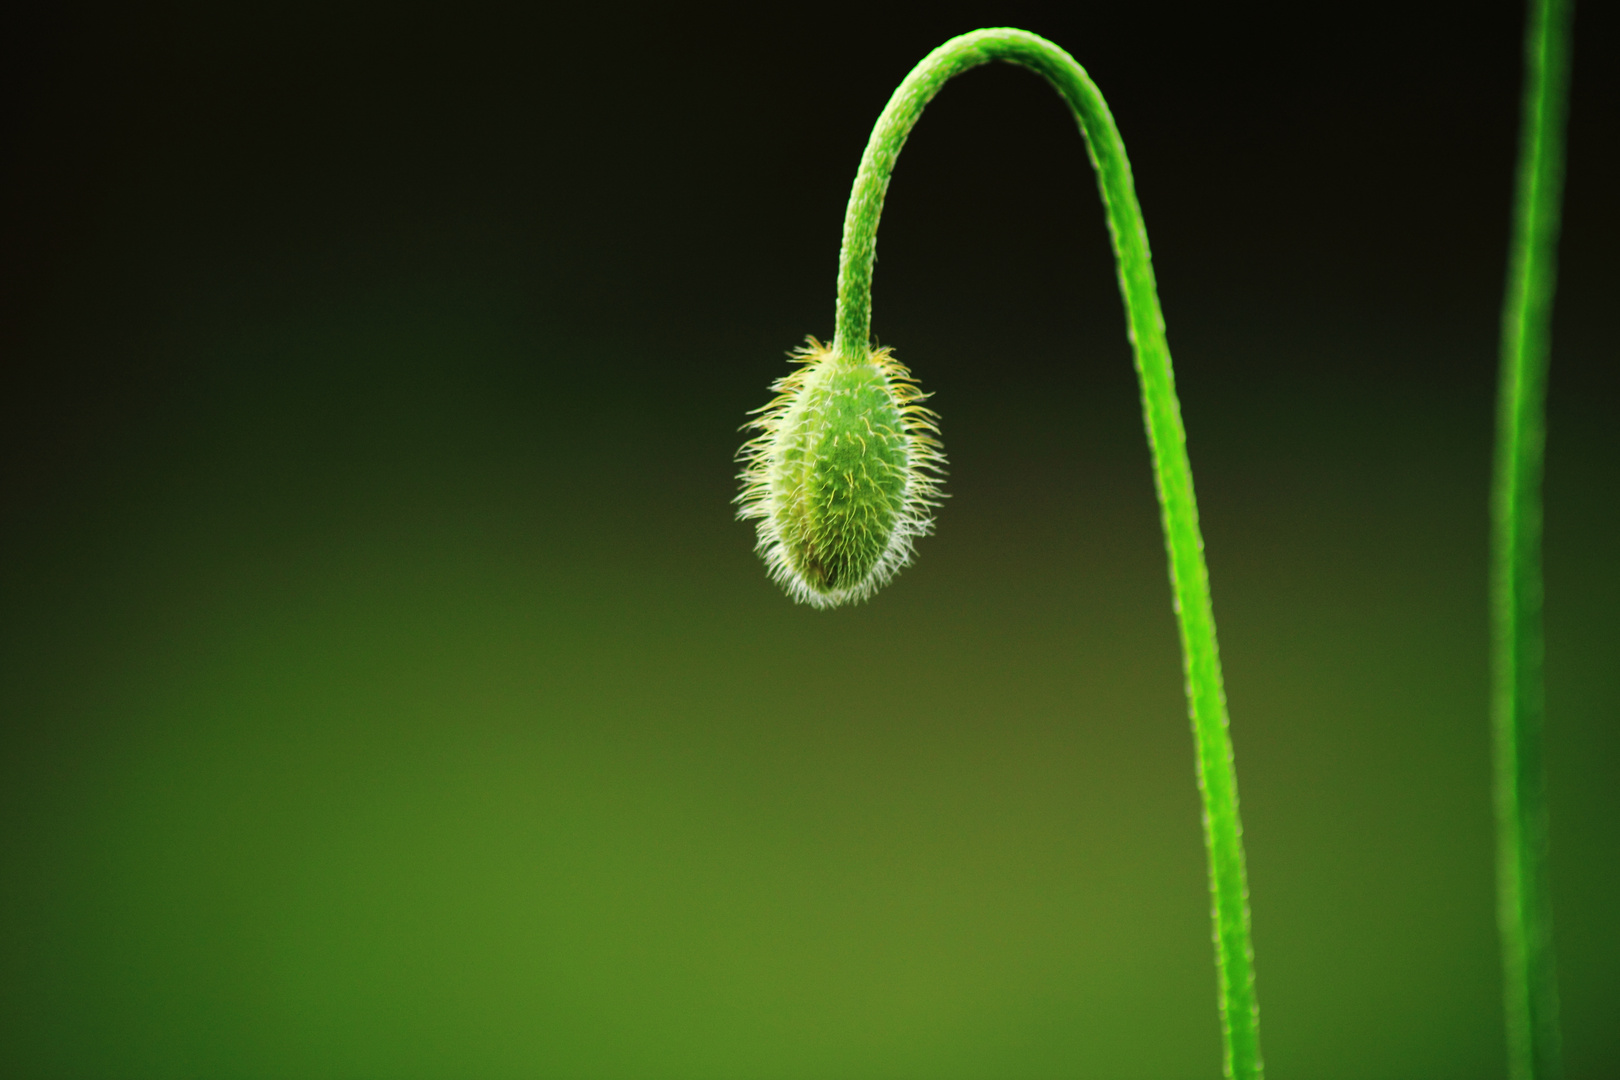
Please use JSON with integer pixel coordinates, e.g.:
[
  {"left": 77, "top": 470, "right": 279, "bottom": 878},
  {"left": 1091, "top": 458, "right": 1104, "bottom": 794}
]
[{"left": 2, "top": 2, "right": 1615, "bottom": 1077}]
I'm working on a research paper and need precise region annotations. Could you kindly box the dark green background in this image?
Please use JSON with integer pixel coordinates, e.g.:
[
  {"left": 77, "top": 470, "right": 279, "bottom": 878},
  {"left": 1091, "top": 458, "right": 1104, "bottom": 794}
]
[{"left": 3, "top": 2, "right": 1615, "bottom": 1077}]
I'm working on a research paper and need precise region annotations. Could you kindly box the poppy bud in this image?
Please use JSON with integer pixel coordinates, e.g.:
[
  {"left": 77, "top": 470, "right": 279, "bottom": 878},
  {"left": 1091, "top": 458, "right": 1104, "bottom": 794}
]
[{"left": 737, "top": 338, "right": 945, "bottom": 607}]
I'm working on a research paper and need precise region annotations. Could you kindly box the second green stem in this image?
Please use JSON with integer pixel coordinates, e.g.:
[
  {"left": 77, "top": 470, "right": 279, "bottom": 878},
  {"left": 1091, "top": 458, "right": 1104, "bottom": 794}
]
[{"left": 1493, "top": 2, "right": 1573, "bottom": 1079}]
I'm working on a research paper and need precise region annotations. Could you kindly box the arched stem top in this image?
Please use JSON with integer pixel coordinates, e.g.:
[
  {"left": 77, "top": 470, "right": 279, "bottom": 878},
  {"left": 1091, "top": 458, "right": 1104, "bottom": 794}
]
[
  {"left": 828, "top": 28, "right": 1262, "bottom": 1080},
  {"left": 832, "top": 28, "right": 1161, "bottom": 364}
]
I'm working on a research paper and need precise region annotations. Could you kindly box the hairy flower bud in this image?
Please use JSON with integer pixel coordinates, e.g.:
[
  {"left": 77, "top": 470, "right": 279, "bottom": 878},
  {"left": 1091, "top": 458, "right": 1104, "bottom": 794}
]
[{"left": 737, "top": 338, "right": 945, "bottom": 608}]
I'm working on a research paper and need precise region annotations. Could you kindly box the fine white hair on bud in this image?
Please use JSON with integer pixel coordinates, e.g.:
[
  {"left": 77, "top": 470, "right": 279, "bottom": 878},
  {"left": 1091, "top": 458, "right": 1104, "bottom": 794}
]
[{"left": 736, "top": 337, "right": 946, "bottom": 608}]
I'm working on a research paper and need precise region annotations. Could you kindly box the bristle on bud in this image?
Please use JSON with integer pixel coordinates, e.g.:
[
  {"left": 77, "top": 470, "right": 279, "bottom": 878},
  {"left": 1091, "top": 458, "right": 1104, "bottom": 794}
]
[{"left": 736, "top": 337, "right": 946, "bottom": 608}]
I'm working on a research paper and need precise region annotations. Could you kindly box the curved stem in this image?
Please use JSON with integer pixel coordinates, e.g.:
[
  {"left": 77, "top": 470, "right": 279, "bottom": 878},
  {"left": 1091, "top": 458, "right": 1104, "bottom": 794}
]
[
  {"left": 833, "top": 29, "right": 1260, "bottom": 1080},
  {"left": 1493, "top": 2, "right": 1573, "bottom": 1079}
]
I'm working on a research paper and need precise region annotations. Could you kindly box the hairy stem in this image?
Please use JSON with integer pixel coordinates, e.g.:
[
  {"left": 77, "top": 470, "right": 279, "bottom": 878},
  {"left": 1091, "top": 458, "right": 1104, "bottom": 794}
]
[
  {"left": 833, "top": 29, "right": 1260, "bottom": 1080},
  {"left": 1493, "top": 2, "right": 1574, "bottom": 1079}
]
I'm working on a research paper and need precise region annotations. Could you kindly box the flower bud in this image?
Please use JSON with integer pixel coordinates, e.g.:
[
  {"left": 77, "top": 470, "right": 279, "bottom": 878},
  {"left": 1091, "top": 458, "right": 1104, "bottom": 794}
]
[{"left": 737, "top": 338, "right": 945, "bottom": 607}]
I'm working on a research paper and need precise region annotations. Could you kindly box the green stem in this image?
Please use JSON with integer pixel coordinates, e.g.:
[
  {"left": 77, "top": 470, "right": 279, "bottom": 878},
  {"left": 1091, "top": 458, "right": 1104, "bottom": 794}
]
[
  {"left": 1493, "top": 2, "right": 1573, "bottom": 1079},
  {"left": 833, "top": 29, "right": 1260, "bottom": 1080}
]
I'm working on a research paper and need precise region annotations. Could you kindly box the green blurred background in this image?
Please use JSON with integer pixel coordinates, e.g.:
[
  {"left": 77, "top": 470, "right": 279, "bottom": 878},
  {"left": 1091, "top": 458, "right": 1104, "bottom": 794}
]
[{"left": 2, "top": 2, "right": 1615, "bottom": 1077}]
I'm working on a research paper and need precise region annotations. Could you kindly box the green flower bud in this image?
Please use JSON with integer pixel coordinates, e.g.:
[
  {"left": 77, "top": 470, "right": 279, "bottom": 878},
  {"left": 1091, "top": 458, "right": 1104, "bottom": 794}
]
[{"left": 737, "top": 338, "right": 945, "bottom": 608}]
